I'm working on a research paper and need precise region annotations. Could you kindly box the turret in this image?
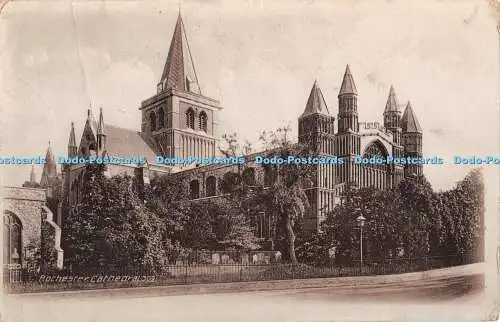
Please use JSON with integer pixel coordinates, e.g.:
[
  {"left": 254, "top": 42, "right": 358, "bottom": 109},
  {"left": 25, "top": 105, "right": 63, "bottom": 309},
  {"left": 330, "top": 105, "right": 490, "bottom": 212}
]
[
  {"left": 298, "top": 80, "right": 335, "bottom": 155},
  {"left": 337, "top": 64, "right": 359, "bottom": 133},
  {"left": 97, "top": 107, "right": 107, "bottom": 155},
  {"left": 68, "top": 122, "right": 77, "bottom": 158},
  {"left": 383, "top": 85, "right": 402, "bottom": 145},
  {"left": 29, "top": 164, "right": 36, "bottom": 184},
  {"left": 401, "top": 101, "right": 423, "bottom": 178}
]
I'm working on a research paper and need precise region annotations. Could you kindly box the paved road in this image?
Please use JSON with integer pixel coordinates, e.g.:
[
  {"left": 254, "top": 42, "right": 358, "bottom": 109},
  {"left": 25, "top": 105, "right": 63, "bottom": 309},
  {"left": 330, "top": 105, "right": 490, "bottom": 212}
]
[{"left": 2, "top": 273, "right": 495, "bottom": 322}]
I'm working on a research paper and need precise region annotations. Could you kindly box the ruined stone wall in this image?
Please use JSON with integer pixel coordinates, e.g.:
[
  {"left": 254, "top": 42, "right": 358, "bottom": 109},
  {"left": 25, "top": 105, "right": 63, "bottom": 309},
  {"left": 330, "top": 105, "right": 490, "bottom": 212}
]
[{"left": 2, "top": 187, "right": 46, "bottom": 266}]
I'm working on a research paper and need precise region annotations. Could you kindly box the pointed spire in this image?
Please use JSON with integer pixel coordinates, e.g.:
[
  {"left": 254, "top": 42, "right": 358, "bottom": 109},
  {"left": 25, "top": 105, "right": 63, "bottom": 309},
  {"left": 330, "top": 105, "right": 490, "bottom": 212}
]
[
  {"left": 30, "top": 164, "right": 36, "bottom": 183},
  {"left": 97, "top": 107, "right": 106, "bottom": 135},
  {"left": 338, "top": 64, "right": 358, "bottom": 96},
  {"left": 384, "top": 85, "right": 400, "bottom": 113},
  {"left": 68, "top": 122, "right": 77, "bottom": 147},
  {"left": 86, "top": 107, "right": 98, "bottom": 136},
  {"left": 302, "top": 80, "right": 330, "bottom": 117},
  {"left": 401, "top": 101, "right": 422, "bottom": 133},
  {"left": 41, "top": 141, "right": 58, "bottom": 187},
  {"left": 161, "top": 13, "right": 201, "bottom": 94}
]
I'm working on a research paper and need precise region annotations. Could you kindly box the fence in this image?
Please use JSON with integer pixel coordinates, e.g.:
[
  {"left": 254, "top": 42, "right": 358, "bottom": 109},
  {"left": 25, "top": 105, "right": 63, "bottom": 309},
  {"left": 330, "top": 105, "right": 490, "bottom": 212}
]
[{"left": 3, "top": 254, "right": 479, "bottom": 293}]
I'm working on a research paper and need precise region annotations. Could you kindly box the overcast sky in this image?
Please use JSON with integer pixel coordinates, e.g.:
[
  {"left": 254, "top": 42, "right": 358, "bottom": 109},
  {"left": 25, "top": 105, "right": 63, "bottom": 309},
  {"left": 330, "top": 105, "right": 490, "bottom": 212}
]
[{"left": 0, "top": 0, "right": 497, "bottom": 190}]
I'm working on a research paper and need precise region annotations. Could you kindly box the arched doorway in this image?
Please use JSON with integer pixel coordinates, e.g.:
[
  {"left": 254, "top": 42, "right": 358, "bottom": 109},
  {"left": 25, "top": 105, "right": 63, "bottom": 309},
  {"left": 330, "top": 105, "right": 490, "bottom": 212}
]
[{"left": 3, "top": 211, "right": 23, "bottom": 266}]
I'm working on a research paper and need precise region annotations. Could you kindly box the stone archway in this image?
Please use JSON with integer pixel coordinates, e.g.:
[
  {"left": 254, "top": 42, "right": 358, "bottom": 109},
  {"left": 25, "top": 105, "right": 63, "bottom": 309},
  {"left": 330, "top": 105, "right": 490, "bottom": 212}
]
[{"left": 3, "top": 211, "right": 22, "bottom": 266}]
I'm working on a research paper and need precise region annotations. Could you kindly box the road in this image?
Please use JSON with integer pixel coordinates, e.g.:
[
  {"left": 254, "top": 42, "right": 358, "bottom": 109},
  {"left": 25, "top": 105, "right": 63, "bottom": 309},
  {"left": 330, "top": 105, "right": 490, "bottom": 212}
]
[{"left": 2, "top": 273, "right": 496, "bottom": 322}]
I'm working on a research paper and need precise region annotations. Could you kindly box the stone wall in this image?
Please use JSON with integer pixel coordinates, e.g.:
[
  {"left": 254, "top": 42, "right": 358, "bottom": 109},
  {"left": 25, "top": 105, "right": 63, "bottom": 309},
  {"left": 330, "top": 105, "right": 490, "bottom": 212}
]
[{"left": 2, "top": 186, "right": 46, "bottom": 267}]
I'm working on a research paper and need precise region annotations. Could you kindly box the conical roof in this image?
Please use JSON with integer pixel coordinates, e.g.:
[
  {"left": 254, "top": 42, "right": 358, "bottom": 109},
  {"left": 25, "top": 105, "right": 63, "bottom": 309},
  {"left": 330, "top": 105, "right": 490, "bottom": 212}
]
[
  {"left": 338, "top": 64, "right": 357, "bottom": 96},
  {"left": 160, "top": 13, "right": 201, "bottom": 94},
  {"left": 301, "top": 80, "right": 330, "bottom": 117},
  {"left": 401, "top": 101, "right": 422, "bottom": 133},
  {"left": 384, "top": 85, "right": 401, "bottom": 113}
]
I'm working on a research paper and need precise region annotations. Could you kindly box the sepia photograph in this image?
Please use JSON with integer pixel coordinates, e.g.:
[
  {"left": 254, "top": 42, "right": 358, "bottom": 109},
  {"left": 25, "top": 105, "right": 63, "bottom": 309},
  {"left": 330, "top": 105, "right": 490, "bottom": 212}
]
[{"left": 0, "top": 0, "right": 498, "bottom": 321}]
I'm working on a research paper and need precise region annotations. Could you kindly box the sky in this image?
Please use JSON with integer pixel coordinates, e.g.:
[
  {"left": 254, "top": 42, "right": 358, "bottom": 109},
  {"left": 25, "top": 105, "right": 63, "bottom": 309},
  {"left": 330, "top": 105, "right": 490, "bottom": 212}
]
[{"left": 0, "top": 0, "right": 497, "bottom": 191}]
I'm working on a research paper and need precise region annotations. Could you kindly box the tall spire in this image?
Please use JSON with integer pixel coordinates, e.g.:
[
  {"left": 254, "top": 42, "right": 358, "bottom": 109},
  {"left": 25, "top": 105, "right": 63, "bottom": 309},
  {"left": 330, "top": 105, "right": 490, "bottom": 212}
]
[
  {"left": 160, "top": 13, "right": 201, "bottom": 94},
  {"left": 86, "top": 107, "right": 98, "bottom": 137},
  {"left": 97, "top": 107, "right": 105, "bottom": 135},
  {"left": 384, "top": 85, "right": 400, "bottom": 113},
  {"left": 68, "top": 122, "right": 77, "bottom": 158},
  {"left": 338, "top": 64, "right": 358, "bottom": 96},
  {"left": 40, "top": 142, "right": 58, "bottom": 188},
  {"left": 68, "top": 122, "right": 77, "bottom": 147},
  {"left": 401, "top": 101, "right": 422, "bottom": 133},
  {"left": 301, "top": 80, "right": 330, "bottom": 117}
]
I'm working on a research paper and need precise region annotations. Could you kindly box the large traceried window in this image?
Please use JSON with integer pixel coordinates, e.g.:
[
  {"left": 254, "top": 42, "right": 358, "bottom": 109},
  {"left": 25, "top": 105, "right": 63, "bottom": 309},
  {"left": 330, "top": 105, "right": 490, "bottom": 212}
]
[
  {"left": 362, "top": 141, "right": 388, "bottom": 171},
  {"left": 186, "top": 108, "right": 195, "bottom": 129},
  {"left": 3, "top": 212, "right": 22, "bottom": 266}
]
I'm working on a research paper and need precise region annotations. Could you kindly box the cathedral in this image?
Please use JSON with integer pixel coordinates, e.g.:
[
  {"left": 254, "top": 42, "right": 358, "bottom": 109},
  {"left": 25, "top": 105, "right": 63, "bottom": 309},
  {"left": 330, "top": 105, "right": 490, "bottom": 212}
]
[{"left": 39, "top": 13, "right": 423, "bottom": 242}]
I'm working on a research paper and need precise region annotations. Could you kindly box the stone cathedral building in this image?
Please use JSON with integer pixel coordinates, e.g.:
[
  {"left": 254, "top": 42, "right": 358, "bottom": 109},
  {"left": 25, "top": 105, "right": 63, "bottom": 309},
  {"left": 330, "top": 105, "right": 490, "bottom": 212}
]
[{"left": 50, "top": 13, "right": 423, "bottom": 247}]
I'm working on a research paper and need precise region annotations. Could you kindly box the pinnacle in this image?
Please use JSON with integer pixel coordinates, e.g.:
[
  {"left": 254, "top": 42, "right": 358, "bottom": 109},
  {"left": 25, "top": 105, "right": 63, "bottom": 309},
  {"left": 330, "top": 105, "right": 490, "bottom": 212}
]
[{"left": 384, "top": 85, "right": 400, "bottom": 113}]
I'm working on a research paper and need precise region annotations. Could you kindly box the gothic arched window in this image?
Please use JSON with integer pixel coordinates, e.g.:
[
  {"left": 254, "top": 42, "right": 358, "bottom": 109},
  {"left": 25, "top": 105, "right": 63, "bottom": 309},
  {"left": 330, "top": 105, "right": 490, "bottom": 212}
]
[
  {"left": 199, "top": 111, "right": 208, "bottom": 132},
  {"left": 150, "top": 111, "right": 157, "bottom": 132},
  {"left": 158, "top": 108, "right": 165, "bottom": 128},
  {"left": 206, "top": 176, "right": 217, "bottom": 197},
  {"left": 362, "top": 141, "right": 388, "bottom": 171},
  {"left": 189, "top": 179, "right": 200, "bottom": 199},
  {"left": 3, "top": 212, "right": 22, "bottom": 265},
  {"left": 186, "top": 108, "right": 195, "bottom": 129}
]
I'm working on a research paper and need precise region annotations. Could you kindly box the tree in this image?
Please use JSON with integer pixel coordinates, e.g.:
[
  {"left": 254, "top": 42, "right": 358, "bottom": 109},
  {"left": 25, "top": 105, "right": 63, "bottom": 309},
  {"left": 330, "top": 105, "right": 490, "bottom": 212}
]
[
  {"left": 64, "top": 164, "right": 107, "bottom": 269},
  {"left": 321, "top": 178, "right": 435, "bottom": 263},
  {"left": 219, "top": 133, "right": 253, "bottom": 157},
  {"left": 220, "top": 125, "right": 313, "bottom": 263},
  {"left": 64, "top": 164, "right": 168, "bottom": 273}
]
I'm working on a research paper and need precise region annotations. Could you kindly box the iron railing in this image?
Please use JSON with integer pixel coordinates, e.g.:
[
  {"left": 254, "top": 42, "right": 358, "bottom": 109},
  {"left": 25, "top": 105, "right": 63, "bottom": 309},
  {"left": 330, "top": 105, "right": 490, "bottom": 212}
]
[{"left": 3, "top": 253, "right": 480, "bottom": 293}]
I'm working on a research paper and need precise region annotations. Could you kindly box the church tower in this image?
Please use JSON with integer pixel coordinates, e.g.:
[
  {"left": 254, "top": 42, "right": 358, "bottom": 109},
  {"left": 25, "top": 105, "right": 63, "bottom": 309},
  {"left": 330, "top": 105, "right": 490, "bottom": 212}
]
[
  {"left": 298, "top": 81, "right": 335, "bottom": 155},
  {"left": 140, "top": 13, "right": 222, "bottom": 160},
  {"left": 383, "top": 86, "right": 404, "bottom": 186},
  {"left": 401, "top": 101, "right": 423, "bottom": 178},
  {"left": 298, "top": 81, "right": 336, "bottom": 232},
  {"left": 335, "top": 65, "right": 361, "bottom": 184}
]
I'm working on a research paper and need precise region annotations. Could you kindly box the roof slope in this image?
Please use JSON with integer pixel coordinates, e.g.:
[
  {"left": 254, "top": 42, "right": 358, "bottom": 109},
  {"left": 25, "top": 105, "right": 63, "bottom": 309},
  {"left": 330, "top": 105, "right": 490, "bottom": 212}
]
[{"left": 104, "top": 125, "right": 158, "bottom": 163}]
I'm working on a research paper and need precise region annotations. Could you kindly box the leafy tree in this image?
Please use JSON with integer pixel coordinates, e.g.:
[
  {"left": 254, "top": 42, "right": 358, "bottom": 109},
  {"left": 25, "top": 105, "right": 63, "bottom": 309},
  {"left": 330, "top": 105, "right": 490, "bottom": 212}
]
[
  {"left": 219, "top": 126, "right": 313, "bottom": 263},
  {"left": 64, "top": 164, "right": 168, "bottom": 273}
]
